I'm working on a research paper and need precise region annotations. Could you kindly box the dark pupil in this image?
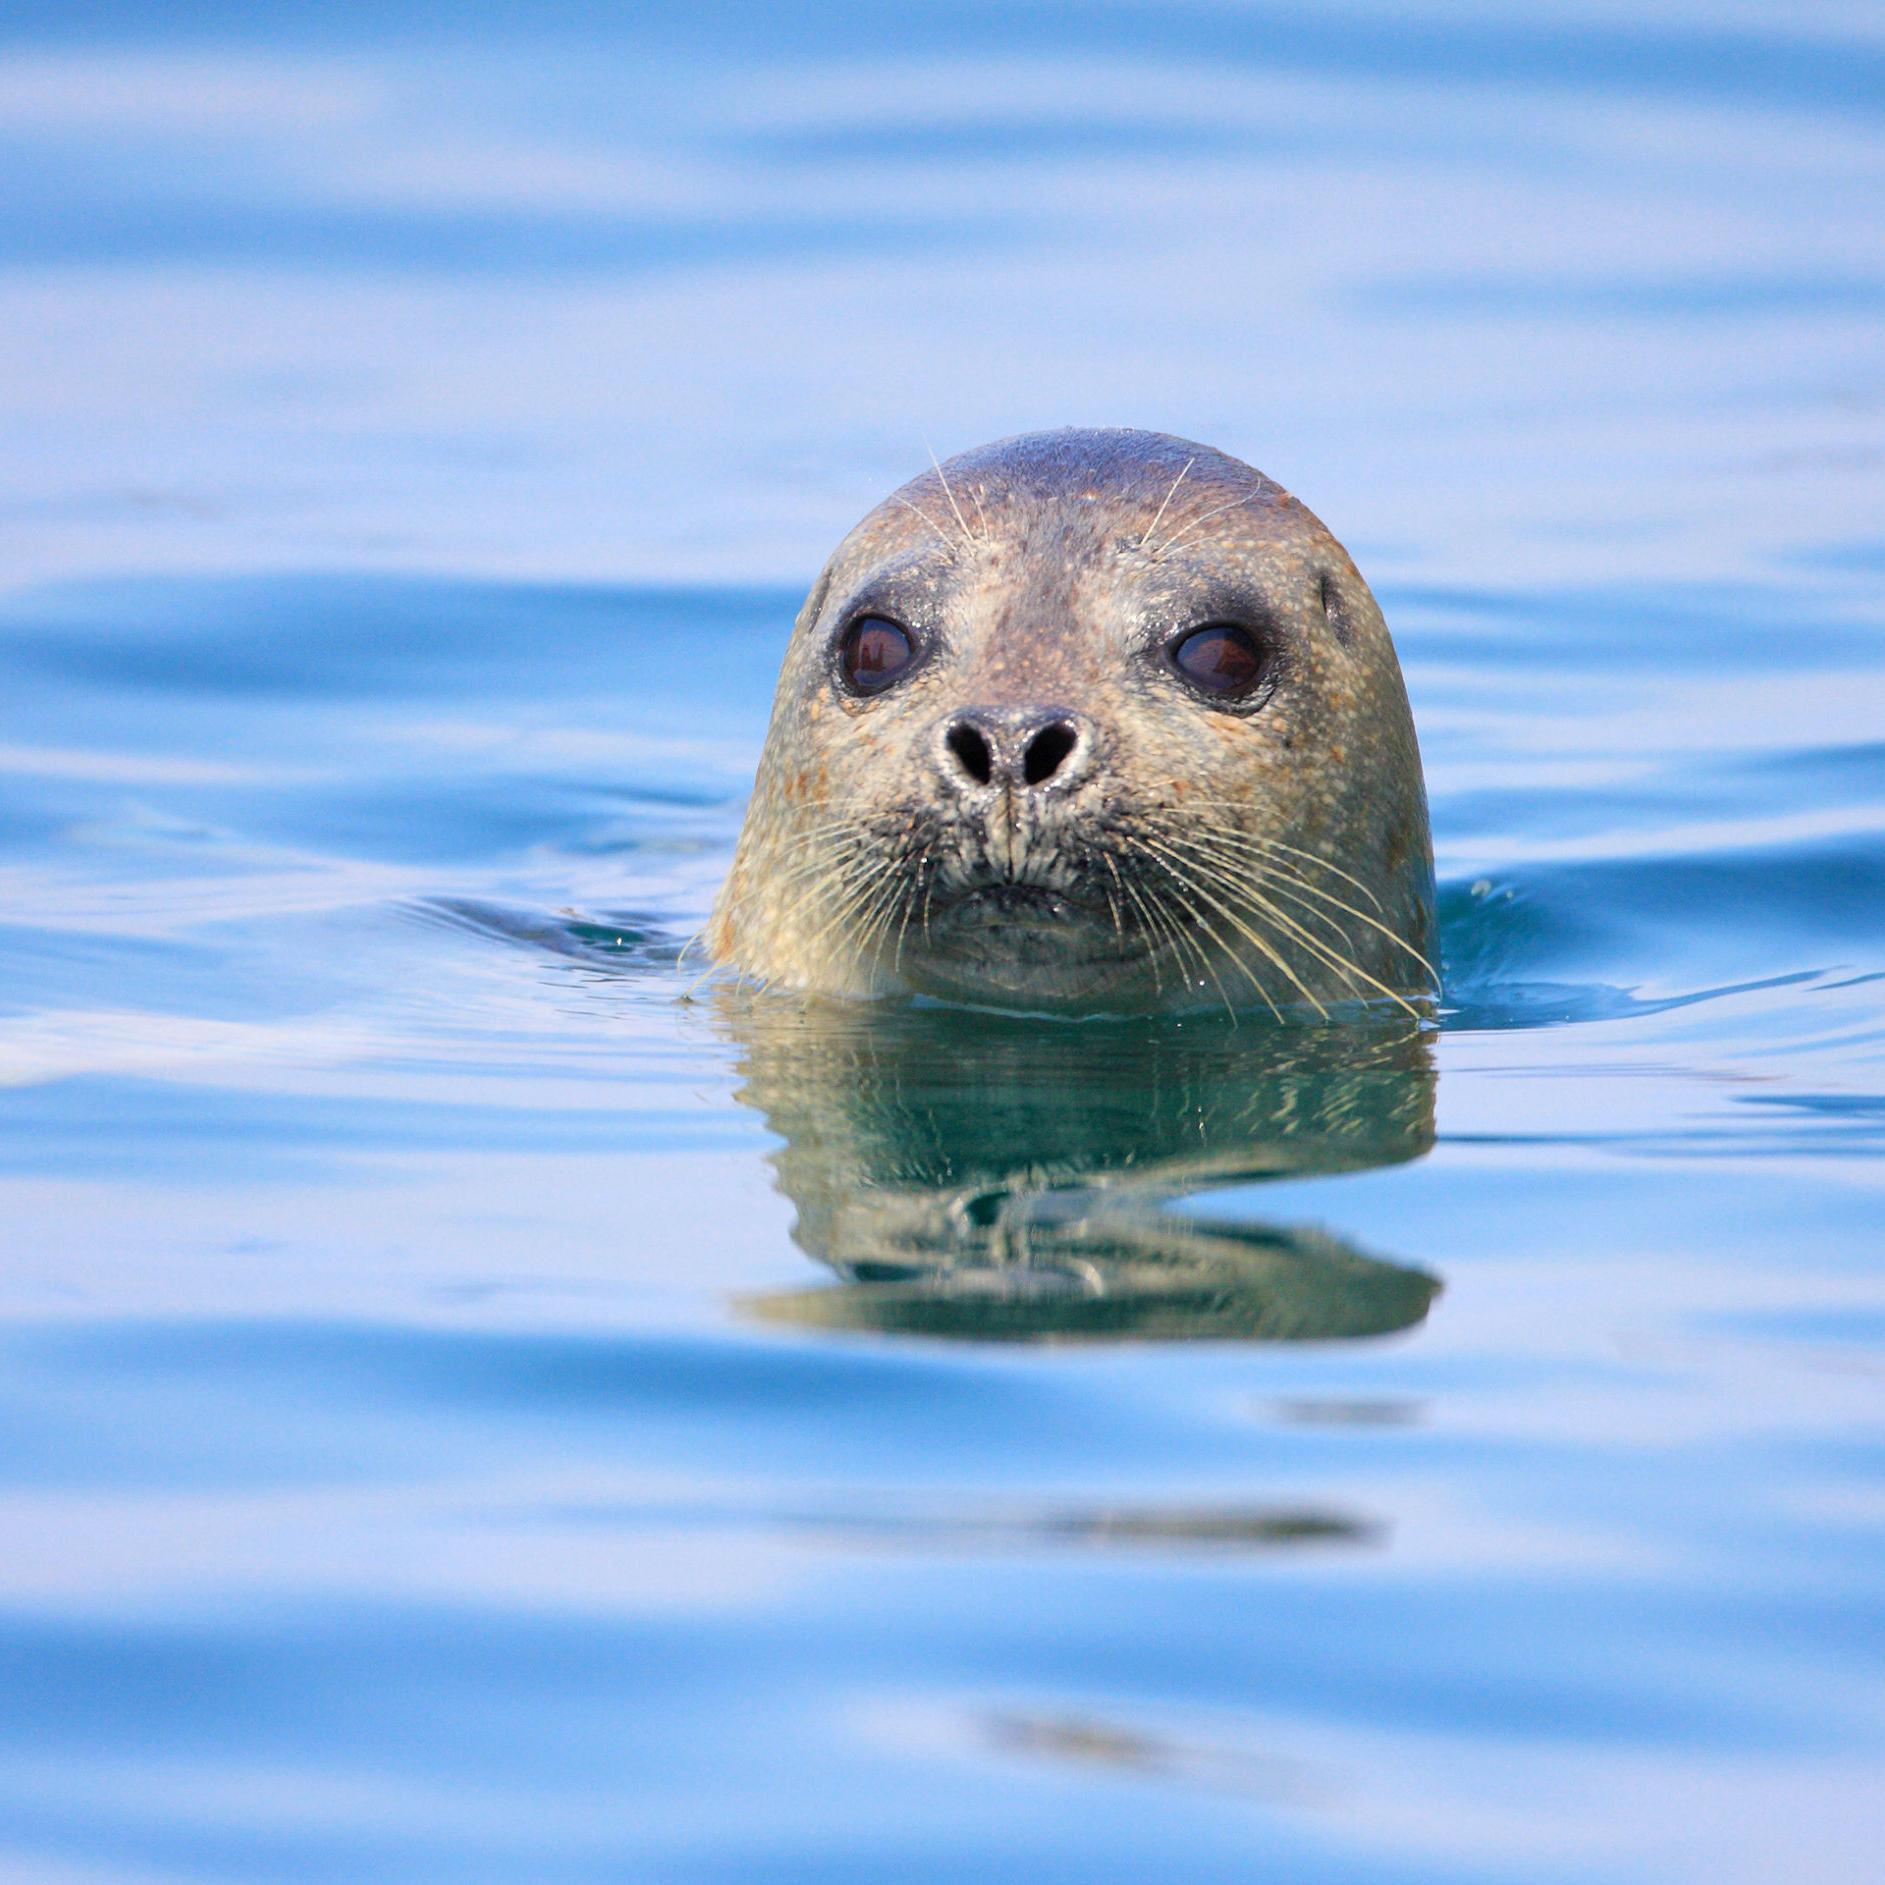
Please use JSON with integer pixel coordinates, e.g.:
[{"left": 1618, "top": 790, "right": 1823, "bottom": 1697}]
[
  {"left": 844, "top": 617, "right": 914, "bottom": 691},
  {"left": 1173, "top": 624, "right": 1261, "bottom": 694}
]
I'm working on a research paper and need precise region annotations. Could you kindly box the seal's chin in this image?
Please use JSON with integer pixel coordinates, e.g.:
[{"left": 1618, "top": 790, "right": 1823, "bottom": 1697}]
[{"left": 903, "top": 881, "right": 1145, "bottom": 1010}]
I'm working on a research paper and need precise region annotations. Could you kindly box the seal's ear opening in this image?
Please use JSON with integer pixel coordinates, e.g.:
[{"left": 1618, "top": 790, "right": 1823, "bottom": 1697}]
[{"left": 1318, "top": 570, "right": 1354, "bottom": 648}]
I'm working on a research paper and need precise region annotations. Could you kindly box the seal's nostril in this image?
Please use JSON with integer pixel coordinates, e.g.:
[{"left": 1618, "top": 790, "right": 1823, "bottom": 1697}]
[
  {"left": 1022, "top": 721, "right": 1078, "bottom": 786},
  {"left": 946, "top": 722, "right": 993, "bottom": 785}
]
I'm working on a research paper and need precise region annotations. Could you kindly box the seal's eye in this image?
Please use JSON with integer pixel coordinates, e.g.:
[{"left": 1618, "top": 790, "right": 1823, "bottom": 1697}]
[
  {"left": 838, "top": 616, "right": 917, "bottom": 695},
  {"left": 1168, "top": 623, "right": 1267, "bottom": 699}
]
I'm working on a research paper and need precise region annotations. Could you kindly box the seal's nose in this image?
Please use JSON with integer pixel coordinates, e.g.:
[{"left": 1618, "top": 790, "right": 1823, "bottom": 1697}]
[{"left": 941, "top": 707, "right": 1093, "bottom": 793}]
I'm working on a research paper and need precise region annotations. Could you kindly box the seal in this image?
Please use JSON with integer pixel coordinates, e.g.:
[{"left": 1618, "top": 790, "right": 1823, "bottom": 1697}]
[{"left": 708, "top": 428, "right": 1434, "bottom": 1016}]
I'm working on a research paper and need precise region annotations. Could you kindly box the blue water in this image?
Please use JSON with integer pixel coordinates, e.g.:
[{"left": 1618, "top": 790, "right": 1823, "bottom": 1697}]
[{"left": 3, "top": 6, "right": 1883, "bottom": 1881}]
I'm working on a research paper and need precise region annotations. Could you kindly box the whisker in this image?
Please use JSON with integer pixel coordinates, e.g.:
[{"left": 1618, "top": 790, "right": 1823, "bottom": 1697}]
[
  {"left": 1180, "top": 860, "right": 1369, "bottom": 1002},
  {"left": 1116, "top": 857, "right": 1192, "bottom": 1001},
  {"left": 890, "top": 493, "right": 961, "bottom": 554},
  {"left": 1152, "top": 496, "right": 1250, "bottom": 563},
  {"left": 1156, "top": 828, "right": 1430, "bottom": 1018},
  {"left": 1123, "top": 830, "right": 1279, "bottom": 1017},
  {"left": 967, "top": 480, "right": 991, "bottom": 539},
  {"left": 1162, "top": 825, "right": 1433, "bottom": 994},
  {"left": 1094, "top": 851, "right": 1125, "bottom": 949},
  {"left": 1151, "top": 809, "right": 1436, "bottom": 983},
  {"left": 1165, "top": 810, "right": 1392, "bottom": 914},
  {"left": 1183, "top": 831, "right": 1437, "bottom": 987},
  {"left": 1138, "top": 834, "right": 1321, "bottom": 1019},
  {"left": 891, "top": 864, "right": 924, "bottom": 972},
  {"left": 1105, "top": 852, "right": 1166, "bottom": 999},
  {"left": 926, "top": 445, "right": 979, "bottom": 548},
  {"left": 1161, "top": 830, "right": 1358, "bottom": 952},
  {"left": 1141, "top": 871, "right": 1238, "bottom": 1016},
  {"left": 1141, "top": 456, "right": 1194, "bottom": 556}
]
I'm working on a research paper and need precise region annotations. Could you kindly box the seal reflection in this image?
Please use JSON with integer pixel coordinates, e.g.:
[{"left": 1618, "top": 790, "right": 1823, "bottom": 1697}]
[{"left": 717, "top": 994, "right": 1440, "bottom": 1343}]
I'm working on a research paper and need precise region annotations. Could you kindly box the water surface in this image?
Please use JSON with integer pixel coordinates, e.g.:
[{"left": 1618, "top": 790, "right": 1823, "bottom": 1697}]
[{"left": 1, "top": 6, "right": 1882, "bottom": 1882}]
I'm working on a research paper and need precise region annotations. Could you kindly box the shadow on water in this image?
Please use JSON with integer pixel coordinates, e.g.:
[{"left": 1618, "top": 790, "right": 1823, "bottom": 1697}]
[
  {"left": 711, "top": 993, "right": 1441, "bottom": 1344},
  {"left": 415, "top": 897, "right": 686, "bottom": 965}
]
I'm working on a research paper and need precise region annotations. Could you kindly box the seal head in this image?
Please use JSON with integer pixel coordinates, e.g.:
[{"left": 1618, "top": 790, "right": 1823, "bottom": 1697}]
[{"left": 709, "top": 428, "right": 1434, "bottom": 1015}]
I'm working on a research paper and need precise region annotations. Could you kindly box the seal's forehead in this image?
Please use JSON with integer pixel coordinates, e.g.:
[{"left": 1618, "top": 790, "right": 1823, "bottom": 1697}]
[
  {"left": 940, "top": 427, "right": 1277, "bottom": 509},
  {"left": 913, "top": 429, "right": 1316, "bottom": 569},
  {"left": 833, "top": 427, "right": 1322, "bottom": 595}
]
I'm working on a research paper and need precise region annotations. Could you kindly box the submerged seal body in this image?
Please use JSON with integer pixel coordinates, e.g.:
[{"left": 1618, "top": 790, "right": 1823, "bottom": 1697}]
[{"left": 709, "top": 428, "right": 1434, "bottom": 1016}]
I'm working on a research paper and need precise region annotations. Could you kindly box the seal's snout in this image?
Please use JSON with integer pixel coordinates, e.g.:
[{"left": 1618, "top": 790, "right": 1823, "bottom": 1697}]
[{"left": 938, "top": 706, "right": 1094, "bottom": 796}]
